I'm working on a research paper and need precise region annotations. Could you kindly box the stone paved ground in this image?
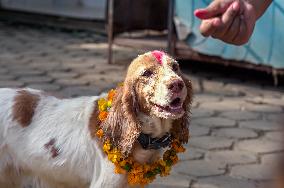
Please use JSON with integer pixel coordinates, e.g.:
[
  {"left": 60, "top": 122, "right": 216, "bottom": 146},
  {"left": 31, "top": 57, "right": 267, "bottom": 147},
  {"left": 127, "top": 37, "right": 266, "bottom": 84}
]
[{"left": 0, "top": 22, "right": 283, "bottom": 188}]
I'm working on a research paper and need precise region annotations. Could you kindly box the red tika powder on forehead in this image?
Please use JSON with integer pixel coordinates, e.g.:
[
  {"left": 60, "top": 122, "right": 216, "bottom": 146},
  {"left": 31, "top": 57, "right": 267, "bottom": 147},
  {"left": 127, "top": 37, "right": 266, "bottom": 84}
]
[{"left": 151, "top": 50, "right": 165, "bottom": 65}]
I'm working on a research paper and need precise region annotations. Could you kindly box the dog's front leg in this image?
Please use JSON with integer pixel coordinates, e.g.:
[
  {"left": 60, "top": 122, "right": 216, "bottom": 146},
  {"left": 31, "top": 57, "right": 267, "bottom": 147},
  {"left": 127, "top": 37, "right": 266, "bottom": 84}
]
[{"left": 89, "top": 159, "right": 128, "bottom": 188}]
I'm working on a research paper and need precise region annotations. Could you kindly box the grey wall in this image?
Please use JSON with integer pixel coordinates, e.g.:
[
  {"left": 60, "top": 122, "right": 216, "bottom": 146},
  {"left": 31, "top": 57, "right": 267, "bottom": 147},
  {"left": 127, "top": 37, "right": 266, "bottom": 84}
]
[{"left": 0, "top": 0, "right": 106, "bottom": 20}]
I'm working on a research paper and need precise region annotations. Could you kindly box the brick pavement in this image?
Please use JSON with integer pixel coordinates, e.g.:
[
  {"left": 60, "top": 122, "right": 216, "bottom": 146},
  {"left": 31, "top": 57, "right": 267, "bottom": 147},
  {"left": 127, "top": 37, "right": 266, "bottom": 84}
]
[{"left": 0, "top": 22, "right": 283, "bottom": 188}]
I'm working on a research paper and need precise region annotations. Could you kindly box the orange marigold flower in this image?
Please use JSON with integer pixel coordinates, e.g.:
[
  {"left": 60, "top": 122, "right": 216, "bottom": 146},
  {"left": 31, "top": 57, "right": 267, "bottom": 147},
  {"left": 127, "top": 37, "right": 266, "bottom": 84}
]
[
  {"left": 161, "top": 166, "right": 171, "bottom": 176},
  {"left": 114, "top": 164, "right": 126, "bottom": 174},
  {"left": 98, "top": 98, "right": 108, "bottom": 111},
  {"left": 108, "top": 149, "right": 122, "bottom": 164},
  {"left": 170, "top": 155, "right": 179, "bottom": 165},
  {"left": 96, "top": 129, "right": 104, "bottom": 138},
  {"left": 107, "top": 89, "right": 116, "bottom": 101},
  {"left": 158, "top": 159, "right": 167, "bottom": 167},
  {"left": 172, "top": 140, "right": 186, "bottom": 153},
  {"left": 98, "top": 111, "right": 108, "bottom": 121},
  {"left": 103, "top": 140, "right": 112, "bottom": 152}
]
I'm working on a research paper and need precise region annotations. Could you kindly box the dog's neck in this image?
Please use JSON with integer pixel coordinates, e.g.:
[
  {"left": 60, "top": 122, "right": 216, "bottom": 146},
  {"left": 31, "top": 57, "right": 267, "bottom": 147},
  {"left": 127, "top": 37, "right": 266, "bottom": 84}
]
[
  {"left": 131, "top": 113, "right": 172, "bottom": 164},
  {"left": 137, "top": 112, "right": 172, "bottom": 138}
]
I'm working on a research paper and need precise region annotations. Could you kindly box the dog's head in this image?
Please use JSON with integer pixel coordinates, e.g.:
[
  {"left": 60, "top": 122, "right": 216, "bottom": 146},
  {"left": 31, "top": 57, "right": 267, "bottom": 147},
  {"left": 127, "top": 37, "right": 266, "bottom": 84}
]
[{"left": 102, "top": 51, "right": 193, "bottom": 155}]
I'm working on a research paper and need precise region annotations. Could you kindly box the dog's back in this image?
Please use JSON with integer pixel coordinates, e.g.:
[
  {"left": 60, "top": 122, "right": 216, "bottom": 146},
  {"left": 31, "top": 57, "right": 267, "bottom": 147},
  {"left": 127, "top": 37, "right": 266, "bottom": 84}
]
[{"left": 0, "top": 88, "right": 101, "bottom": 188}]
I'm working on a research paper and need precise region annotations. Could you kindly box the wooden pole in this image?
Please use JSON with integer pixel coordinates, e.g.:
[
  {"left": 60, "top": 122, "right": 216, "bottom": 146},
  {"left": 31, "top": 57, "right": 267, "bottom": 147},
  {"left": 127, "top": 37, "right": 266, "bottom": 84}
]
[
  {"left": 167, "top": 0, "right": 175, "bottom": 56},
  {"left": 107, "top": 0, "right": 114, "bottom": 64}
]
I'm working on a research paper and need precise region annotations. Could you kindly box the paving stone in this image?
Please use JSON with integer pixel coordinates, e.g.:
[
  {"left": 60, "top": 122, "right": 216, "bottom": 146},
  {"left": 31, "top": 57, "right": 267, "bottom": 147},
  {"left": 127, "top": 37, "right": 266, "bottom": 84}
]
[
  {"left": 206, "top": 150, "right": 258, "bottom": 165},
  {"left": 240, "top": 120, "right": 283, "bottom": 131},
  {"left": 243, "top": 103, "right": 283, "bottom": 113},
  {"left": 90, "top": 81, "right": 118, "bottom": 92},
  {"left": 261, "top": 87, "right": 284, "bottom": 98},
  {"left": 265, "top": 113, "right": 284, "bottom": 123},
  {"left": 191, "top": 108, "right": 214, "bottom": 119},
  {"left": 56, "top": 78, "right": 89, "bottom": 86},
  {"left": 219, "top": 111, "right": 260, "bottom": 121},
  {"left": 212, "top": 128, "right": 258, "bottom": 139},
  {"left": 174, "top": 160, "right": 226, "bottom": 177},
  {"left": 202, "top": 80, "right": 224, "bottom": 92},
  {"left": 10, "top": 69, "right": 45, "bottom": 76},
  {"left": 189, "top": 136, "right": 233, "bottom": 150},
  {"left": 193, "top": 175, "right": 257, "bottom": 188},
  {"left": 191, "top": 78, "right": 202, "bottom": 93},
  {"left": 198, "top": 100, "right": 244, "bottom": 111},
  {"left": 220, "top": 83, "right": 248, "bottom": 97},
  {"left": 0, "top": 80, "right": 24, "bottom": 87},
  {"left": 179, "top": 148, "right": 204, "bottom": 161},
  {"left": 256, "top": 181, "right": 276, "bottom": 188},
  {"left": 62, "top": 61, "right": 96, "bottom": 69},
  {"left": 60, "top": 86, "right": 101, "bottom": 97},
  {"left": 49, "top": 71, "right": 79, "bottom": 79},
  {"left": 78, "top": 64, "right": 123, "bottom": 74},
  {"left": 192, "top": 117, "right": 236, "bottom": 128},
  {"left": 236, "top": 139, "right": 284, "bottom": 154},
  {"left": 29, "top": 62, "right": 64, "bottom": 71},
  {"left": 192, "top": 100, "right": 199, "bottom": 108},
  {"left": 246, "top": 96, "right": 284, "bottom": 107},
  {"left": 149, "top": 173, "right": 192, "bottom": 188},
  {"left": 0, "top": 68, "right": 8, "bottom": 74},
  {"left": 18, "top": 76, "right": 53, "bottom": 83},
  {"left": 189, "top": 125, "right": 210, "bottom": 137},
  {"left": 264, "top": 132, "right": 283, "bottom": 142},
  {"left": 80, "top": 73, "right": 124, "bottom": 83},
  {"left": 231, "top": 164, "right": 275, "bottom": 180},
  {"left": 27, "top": 84, "right": 61, "bottom": 91},
  {"left": 261, "top": 153, "right": 284, "bottom": 166},
  {"left": 194, "top": 93, "right": 222, "bottom": 103},
  {"left": 0, "top": 75, "right": 16, "bottom": 80}
]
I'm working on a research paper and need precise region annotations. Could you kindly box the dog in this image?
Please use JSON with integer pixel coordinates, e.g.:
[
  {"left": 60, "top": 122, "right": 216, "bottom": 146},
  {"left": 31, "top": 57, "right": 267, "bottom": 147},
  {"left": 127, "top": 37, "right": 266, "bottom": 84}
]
[{"left": 0, "top": 51, "right": 192, "bottom": 188}]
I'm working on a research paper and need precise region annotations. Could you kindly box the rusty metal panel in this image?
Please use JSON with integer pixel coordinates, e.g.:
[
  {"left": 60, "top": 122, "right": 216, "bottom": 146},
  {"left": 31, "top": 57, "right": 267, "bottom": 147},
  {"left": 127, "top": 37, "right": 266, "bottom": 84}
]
[{"left": 112, "top": 0, "right": 168, "bottom": 34}]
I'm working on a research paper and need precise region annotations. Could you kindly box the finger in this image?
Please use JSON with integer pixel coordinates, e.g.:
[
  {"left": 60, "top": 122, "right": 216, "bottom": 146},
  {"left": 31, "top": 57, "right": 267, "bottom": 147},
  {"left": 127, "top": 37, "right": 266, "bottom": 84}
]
[
  {"left": 232, "top": 15, "right": 248, "bottom": 45},
  {"left": 211, "top": 1, "right": 240, "bottom": 39},
  {"left": 194, "top": 0, "right": 232, "bottom": 19},
  {"left": 200, "top": 18, "right": 221, "bottom": 37},
  {"left": 221, "top": 0, "right": 240, "bottom": 31},
  {"left": 226, "top": 16, "right": 241, "bottom": 43}
]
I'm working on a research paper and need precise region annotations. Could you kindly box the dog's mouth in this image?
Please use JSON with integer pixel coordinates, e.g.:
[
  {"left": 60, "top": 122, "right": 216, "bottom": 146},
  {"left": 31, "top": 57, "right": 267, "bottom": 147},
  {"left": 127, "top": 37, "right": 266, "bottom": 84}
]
[{"left": 153, "top": 97, "right": 183, "bottom": 114}]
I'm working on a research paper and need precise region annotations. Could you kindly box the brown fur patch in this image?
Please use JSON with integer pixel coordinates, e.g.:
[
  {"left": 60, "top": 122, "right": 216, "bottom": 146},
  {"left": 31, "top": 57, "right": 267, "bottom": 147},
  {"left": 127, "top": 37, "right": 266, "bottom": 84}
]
[
  {"left": 12, "top": 90, "right": 40, "bottom": 127},
  {"left": 89, "top": 102, "right": 99, "bottom": 138},
  {"left": 102, "top": 85, "right": 141, "bottom": 156},
  {"left": 171, "top": 75, "right": 193, "bottom": 143},
  {"left": 44, "top": 138, "right": 56, "bottom": 148},
  {"left": 44, "top": 138, "right": 60, "bottom": 158}
]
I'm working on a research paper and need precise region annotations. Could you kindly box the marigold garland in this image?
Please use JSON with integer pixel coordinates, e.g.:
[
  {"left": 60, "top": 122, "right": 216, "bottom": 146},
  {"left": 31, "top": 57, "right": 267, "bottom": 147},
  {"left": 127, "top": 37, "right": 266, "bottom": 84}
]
[{"left": 96, "top": 87, "right": 186, "bottom": 187}]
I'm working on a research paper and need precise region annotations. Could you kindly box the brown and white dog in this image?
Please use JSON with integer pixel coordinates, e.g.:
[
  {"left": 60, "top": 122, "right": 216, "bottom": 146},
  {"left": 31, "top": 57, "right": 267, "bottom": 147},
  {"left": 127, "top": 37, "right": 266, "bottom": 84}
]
[{"left": 0, "top": 51, "right": 192, "bottom": 188}]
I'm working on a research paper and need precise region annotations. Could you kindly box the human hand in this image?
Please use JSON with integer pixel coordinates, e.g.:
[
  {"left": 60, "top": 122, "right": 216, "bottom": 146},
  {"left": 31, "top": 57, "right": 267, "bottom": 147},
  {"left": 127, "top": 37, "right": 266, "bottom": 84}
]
[{"left": 194, "top": 0, "right": 271, "bottom": 45}]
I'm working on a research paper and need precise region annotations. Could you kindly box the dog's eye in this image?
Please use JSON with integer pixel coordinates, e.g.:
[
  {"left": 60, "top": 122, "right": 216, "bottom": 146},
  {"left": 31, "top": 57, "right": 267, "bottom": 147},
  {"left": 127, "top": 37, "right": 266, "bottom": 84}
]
[
  {"left": 142, "top": 70, "right": 153, "bottom": 77},
  {"left": 172, "top": 64, "right": 179, "bottom": 72}
]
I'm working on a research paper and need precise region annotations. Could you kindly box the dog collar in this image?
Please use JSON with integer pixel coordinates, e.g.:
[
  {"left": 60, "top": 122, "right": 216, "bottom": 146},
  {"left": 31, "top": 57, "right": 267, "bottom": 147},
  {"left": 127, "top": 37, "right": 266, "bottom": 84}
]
[{"left": 137, "top": 132, "right": 172, "bottom": 150}]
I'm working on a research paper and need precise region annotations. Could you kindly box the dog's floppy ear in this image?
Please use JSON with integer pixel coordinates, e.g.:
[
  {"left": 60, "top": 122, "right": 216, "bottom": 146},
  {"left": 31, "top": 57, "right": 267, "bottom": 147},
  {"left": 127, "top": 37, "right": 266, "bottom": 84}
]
[
  {"left": 171, "top": 76, "right": 193, "bottom": 143},
  {"left": 102, "top": 80, "right": 141, "bottom": 156}
]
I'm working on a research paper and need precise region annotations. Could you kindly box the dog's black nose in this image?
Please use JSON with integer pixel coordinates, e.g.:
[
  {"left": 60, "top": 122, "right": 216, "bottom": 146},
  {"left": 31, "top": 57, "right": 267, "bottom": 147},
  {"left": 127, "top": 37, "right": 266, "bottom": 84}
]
[{"left": 168, "top": 80, "right": 184, "bottom": 93}]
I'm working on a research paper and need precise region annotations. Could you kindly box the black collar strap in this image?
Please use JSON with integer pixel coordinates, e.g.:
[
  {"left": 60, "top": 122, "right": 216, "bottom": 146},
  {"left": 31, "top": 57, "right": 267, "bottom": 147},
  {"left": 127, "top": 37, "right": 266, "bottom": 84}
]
[{"left": 137, "top": 132, "right": 172, "bottom": 150}]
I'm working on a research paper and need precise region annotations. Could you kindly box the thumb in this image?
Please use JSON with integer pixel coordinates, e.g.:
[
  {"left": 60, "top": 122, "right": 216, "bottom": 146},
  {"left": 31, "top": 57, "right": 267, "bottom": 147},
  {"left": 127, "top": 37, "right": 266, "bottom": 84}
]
[{"left": 195, "top": 0, "right": 233, "bottom": 19}]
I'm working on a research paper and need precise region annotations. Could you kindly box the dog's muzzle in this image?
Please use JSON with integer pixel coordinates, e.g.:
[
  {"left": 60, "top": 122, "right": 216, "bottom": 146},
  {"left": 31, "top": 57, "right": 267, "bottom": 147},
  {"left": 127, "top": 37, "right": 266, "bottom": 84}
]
[{"left": 137, "top": 132, "right": 172, "bottom": 150}]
